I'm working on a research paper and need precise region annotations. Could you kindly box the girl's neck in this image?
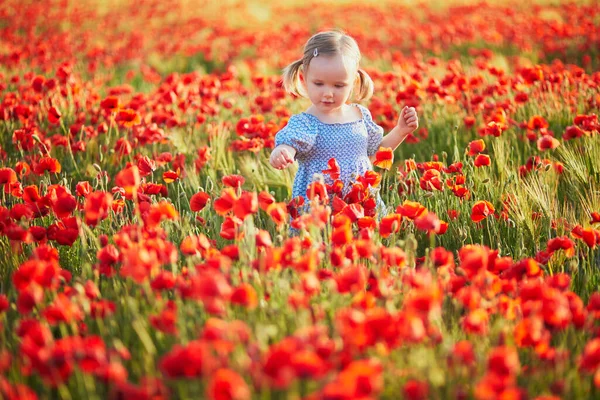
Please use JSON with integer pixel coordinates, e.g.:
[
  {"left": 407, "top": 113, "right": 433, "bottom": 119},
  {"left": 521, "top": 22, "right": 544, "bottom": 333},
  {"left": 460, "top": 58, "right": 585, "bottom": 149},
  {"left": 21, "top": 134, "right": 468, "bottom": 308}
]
[{"left": 305, "top": 103, "right": 361, "bottom": 124}]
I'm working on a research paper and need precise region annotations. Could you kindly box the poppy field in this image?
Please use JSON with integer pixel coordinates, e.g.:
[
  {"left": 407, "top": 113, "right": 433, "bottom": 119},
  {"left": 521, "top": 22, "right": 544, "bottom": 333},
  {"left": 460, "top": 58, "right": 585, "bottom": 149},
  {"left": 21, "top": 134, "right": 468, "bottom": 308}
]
[{"left": 1, "top": 0, "right": 600, "bottom": 398}]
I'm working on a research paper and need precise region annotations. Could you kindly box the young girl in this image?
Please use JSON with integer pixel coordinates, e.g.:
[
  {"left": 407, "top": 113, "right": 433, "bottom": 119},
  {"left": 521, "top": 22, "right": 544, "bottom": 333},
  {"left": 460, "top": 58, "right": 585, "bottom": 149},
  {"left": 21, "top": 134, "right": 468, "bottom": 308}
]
[{"left": 270, "top": 30, "right": 418, "bottom": 212}]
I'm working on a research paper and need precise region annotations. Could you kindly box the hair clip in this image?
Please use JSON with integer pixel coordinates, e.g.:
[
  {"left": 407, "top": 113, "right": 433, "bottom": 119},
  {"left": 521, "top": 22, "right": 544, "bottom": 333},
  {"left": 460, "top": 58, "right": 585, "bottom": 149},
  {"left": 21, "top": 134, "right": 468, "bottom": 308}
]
[{"left": 313, "top": 48, "right": 319, "bottom": 57}]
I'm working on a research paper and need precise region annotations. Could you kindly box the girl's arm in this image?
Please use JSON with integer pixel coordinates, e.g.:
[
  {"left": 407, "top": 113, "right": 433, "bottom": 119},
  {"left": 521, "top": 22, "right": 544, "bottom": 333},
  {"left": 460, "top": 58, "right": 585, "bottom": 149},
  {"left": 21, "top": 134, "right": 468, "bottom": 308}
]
[{"left": 379, "top": 106, "right": 419, "bottom": 151}]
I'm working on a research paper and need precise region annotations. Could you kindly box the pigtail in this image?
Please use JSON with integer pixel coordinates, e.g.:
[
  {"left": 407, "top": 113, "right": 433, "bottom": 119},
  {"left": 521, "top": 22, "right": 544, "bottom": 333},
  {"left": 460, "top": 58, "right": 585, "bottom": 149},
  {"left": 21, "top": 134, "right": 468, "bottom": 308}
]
[
  {"left": 282, "top": 59, "right": 306, "bottom": 98},
  {"left": 355, "top": 68, "right": 374, "bottom": 102}
]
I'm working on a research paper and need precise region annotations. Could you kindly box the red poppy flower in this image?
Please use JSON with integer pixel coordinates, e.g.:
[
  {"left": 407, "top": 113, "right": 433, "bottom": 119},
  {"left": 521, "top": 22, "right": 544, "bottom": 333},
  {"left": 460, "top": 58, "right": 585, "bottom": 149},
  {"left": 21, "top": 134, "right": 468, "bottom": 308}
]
[
  {"left": 231, "top": 283, "right": 258, "bottom": 309},
  {"left": 220, "top": 216, "right": 241, "bottom": 240},
  {"left": 373, "top": 147, "right": 393, "bottom": 170},
  {"left": 571, "top": 225, "right": 598, "bottom": 249},
  {"left": 464, "top": 116, "right": 476, "bottom": 128},
  {"left": 115, "top": 166, "right": 140, "bottom": 197},
  {"left": 537, "top": 135, "right": 560, "bottom": 151},
  {"left": 414, "top": 212, "right": 441, "bottom": 233},
  {"left": 214, "top": 188, "right": 238, "bottom": 215},
  {"left": 48, "top": 106, "right": 61, "bottom": 124},
  {"left": 100, "top": 96, "right": 120, "bottom": 112},
  {"left": 358, "top": 170, "right": 381, "bottom": 188},
  {"left": 527, "top": 115, "right": 549, "bottom": 130},
  {"left": 290, "top": 349, "right": 328, "bottom": 379},
  {"left": 474, "top": 154, "right": 491, "bottom": 167},
  {"left": 255, "top": 229, "right": 272, "bottom": 248},
  {"left": 195, "top": 146, "right": 212, "bottom": 170},
  {"left": 342, "top": 203, "right": 364, "bottom": 222},
  {"left": 222, "top": 174, "right": 245, "bottom": 188},
  {"left": 482, "top": 121, "right": 506, "bottom": 137},
  {"left": 76, "top": 181, "right": 92, "bottom": 197},
  {"left": 42, "top": 293, "right": 83, "bottom": 325},
  {"left": 115, "top": 109, "right": 141, "bottom": 127},
  {"left": 332, "top": 220, "right": 352, "bottom": 246},
  {"left": 180, "top": 234, "right": 211, "bottom": 257},
  {"left": 563, "top": 125, "right": 586, "bottom": 140},
  {"left": 0, "top": 295, "right": 8, "bottom": 314},
  {"left": 327, "top": 179, "right": 344, "bottom": 196},
  {"left": 162, "top": 170, "right": 180, "bottom": 183},
  {"left": 0, "top": 168, "right": 17, "bottom": 186},
  {"left": 10, "top": 203, "right": 35, "bottom": 221},
  {"left": 267, "top": 202, "right": 288, "bottom": 227},
  {"left": 419, "top": 169, "right": 443, "bottom": 191},
  {"left": 306, "top": 182, "right": 328, "bottom": 203},
  {"left": 335, "top": 264, "right": 367, "bottom": 293},
  {"left": 47, "top": 216, "right": 80, "bottom": 246},
  {"left": 84, "top": 191, "right": 113, "bottom": 227},
  {"left": 447, "top": 209, "right": 459, "bottom": 220},
  {"left": 580, "top": 338, "right": 600, "bottom": 373},
  {"left": 159, "top": 340, "right": 214, "bottom": 378},
  {"left": 471, "top": 200, "right": 495, "bottom": 223},
  {"left": 49, "top": 187, "right": 77, "bottom": 219},
  {"left": 343, "top": 182, "right": 367, "bottom": 204},
  {"left": 190, "top": 191, "right": 210, "bottom": 212},
  {"left": 547, "top": 236, "right": 575, "bottom": 257},
  {"left": 145, "top": 201, "right": 179, "bottom": 228},
  {"left": 591, "top": 212, "right": 600, "bottom": 225},
  {"left": 115, "top": 138, "right": 133, "bottom": 157},
  {"left": 403, "top": 380, "right": 429, "bottom": 400},
  {"left": 357, "top": 216, "right": 377, "bottom": 230},
  {"left": 379, "top": 213, "right": 402, "bottom": 238},
  {"left": 514, "top": 92, "right": 528, "bottom": 103},
  {"left": 322, "top": 158, "right": 341, "bottom": 180},
  {"left": 468, "top": 139, "right": 486, "bottom": 156},
  {"left": 462, "top": 308, "right": 489, "bottom": 335},
  {"left": 396, "top": 200, "right": 427, "bottom": 220},
  {"left": 34, "top": 157, "right": 61, "bottom": 175},
  {"left": 233, "top": 191, "right": 258, "bottom": 220},
  {"left": 258, "top": 191, "right": 275, "bottom": 211},
  {"left": 328, "top": 358, "right": 383, "bottom": 398},
  {"left": 17, "top": 284, "right": 43, "bottom": 314},
  {"left": 136, "top": 156, "right": 156, "bottom": 177},
  {"left": 514, "top": 317, "right": 547, "bottom": 348},
  {"left": 450, "top": 340, "right": 476, "bottom": 367},
  {"left": 95, "top": 361, "right": 128, "bottom": 384},
  {"left": 459, "top": 244, "right": 490, "bottom": 278},
  {"left": 487, "top": 346, "right": 520, "bottom": 377},
  {"left": 206, "top": 369, "right": 250, "bottom": 400},
  {"left": 15, "top": 162, "right": 30, "bottom": 177},
  {"left": 150, "top": 301, "right": 177, "bottom": 335},
  {"left": 435, "top": 220, "right": 448, "bottom": 235}
]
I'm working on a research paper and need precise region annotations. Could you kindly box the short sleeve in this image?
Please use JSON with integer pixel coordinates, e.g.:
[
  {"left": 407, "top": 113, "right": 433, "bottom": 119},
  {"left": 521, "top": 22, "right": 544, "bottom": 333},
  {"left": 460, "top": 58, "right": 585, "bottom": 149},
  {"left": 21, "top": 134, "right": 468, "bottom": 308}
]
[
  {"left": 274, "top": 114, "right": 318, "bottom": 156},
  {"left": 357, "top": 105, "right": 384, "bottom": 156}
]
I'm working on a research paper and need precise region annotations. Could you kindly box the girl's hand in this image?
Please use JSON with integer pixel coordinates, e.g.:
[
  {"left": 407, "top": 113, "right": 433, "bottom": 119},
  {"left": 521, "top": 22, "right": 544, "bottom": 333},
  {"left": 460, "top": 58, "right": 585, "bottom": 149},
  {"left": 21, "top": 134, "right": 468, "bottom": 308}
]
[
  {"left": 397, "top": 106, "right": 419, "bottom": 134},
  {"left": 270, "top": 145, "right": 297, "bottom": 170}
]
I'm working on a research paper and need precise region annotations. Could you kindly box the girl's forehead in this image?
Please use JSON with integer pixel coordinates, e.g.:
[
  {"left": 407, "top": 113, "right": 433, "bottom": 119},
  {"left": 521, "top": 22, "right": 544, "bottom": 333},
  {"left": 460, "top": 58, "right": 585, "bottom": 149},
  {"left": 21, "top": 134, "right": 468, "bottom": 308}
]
[{"left": 306, "top": 53, "right": 357, "bottom": 79}]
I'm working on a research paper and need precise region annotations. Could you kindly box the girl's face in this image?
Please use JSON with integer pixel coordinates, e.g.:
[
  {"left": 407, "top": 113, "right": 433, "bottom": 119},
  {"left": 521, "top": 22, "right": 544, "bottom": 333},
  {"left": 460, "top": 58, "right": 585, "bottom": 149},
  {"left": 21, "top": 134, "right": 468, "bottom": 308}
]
[{"left": 304, "top": 53, "right": 357, "bottom": 114}]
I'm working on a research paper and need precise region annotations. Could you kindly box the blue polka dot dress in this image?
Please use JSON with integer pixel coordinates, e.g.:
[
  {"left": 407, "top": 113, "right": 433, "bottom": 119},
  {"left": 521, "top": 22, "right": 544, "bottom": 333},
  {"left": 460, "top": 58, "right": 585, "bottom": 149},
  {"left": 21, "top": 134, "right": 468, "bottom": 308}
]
[{"left": 275, "top": 103, "right": 384, "bottom": 205}]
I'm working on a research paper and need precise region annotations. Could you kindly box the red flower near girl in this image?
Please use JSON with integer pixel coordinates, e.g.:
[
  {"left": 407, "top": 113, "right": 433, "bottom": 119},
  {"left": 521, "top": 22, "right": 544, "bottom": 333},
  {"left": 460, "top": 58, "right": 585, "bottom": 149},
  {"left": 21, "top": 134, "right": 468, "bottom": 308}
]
[
  {"left": 322, "top": 158, "right": 341, "bottom": 180},
  {"left": 373, "top": 147, "right": 393, "bottom": 170}
]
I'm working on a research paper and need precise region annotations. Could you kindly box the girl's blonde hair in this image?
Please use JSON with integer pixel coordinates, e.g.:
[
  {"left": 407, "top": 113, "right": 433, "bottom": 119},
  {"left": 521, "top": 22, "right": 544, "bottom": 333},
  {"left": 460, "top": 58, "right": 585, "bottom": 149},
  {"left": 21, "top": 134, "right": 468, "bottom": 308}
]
[{"left": 282, "top": 30, "right": 374, "bottom": 102}]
